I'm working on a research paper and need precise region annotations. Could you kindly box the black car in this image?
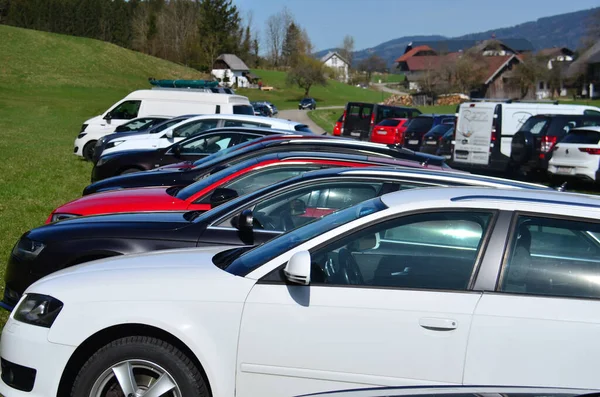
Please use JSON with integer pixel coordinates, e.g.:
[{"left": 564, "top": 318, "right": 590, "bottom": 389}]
[
  {"left": 299, "top": 97, "right": 317, "bottom": 110},
  {"left": 253, "top": 104, "right": 273, "bottom": 117},
  {"left": 419, "top": 124, "right": 455, "bottom": 154},
  {"left": 436, "top": 127, "right": 455, "bottom": 159},
  {"left": 341, "top": 102, "right": 421, "bottom": 141},
  {"left": 510, "top": 114, "right": 600, "bottom": 175},
  {"left": 85, "top": 135, "right": 448, "bottom": 194},
  {"left": 403, "top": 114, "right": 454, "bottom": 151},
  {"left": 93, "top": 115, "right": 199, "bottom": 163},
  {"left": 4, "top": 167, "right": 549, "bottom": 309},
  {"left": 90, "top": 127, "right": 298, "bottom": 181}
]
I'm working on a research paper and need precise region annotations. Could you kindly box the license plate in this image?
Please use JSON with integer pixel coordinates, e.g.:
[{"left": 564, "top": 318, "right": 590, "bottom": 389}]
[
  {"left": 556, "top": 166, "right": 574, "bottom": 175},
  {"left": 426, "top": 141, "right": 437, "bottom": 145},
  {"left": 376, "top": 130, "right": 387, "bottom": 135},
  {"left": 350, "top": 132, "right": 361, "bottom": 137},
  {"left": 409, "top": 140, "right": 418, "bottom": 145},
  {"left": 444, "top": 155, "right": 451, "bottom": 159}
]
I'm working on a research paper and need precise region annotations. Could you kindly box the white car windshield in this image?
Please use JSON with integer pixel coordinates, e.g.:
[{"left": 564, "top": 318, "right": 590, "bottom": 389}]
[{"left": 223, "top": 198, "right": 387, "bottom": 276}]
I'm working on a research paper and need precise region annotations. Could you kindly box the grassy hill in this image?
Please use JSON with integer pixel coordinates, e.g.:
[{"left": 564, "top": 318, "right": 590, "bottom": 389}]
[
  {"left": 237, "top": 69, "right": 391, "bottom": 109},
  {"left": 0, "top": 25, "right": 208, "bottom": 323}
]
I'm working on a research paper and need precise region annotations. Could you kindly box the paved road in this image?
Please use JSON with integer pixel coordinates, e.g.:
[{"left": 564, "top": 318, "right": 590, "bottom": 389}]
[
  {"left": 372, "top": 83, "right": 409, "bottom": 96},
  {"left": 278, "top": 106, "right": 343, "bottom": 135}
]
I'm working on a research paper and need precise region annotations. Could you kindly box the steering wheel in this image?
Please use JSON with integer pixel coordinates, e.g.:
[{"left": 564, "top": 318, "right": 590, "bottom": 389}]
[{"left": 338, "top": 248, "right": 364, "bottom": 285}]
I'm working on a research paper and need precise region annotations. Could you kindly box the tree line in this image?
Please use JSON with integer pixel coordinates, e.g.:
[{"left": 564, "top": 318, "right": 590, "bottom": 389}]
[{"left": 0, "top": 0, "right": 258, "bottom": 72}]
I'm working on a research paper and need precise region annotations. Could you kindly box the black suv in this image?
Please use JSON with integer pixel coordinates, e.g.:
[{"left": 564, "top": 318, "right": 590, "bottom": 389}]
[
  {"left": 510, "top": 114, "right": 600, "bottom": 174},
  {"left": 299, "top": 97, "right": 317, "bottom": 110},
  {"left": 404, "top": 114, "right": 454, "bottom": 151}
]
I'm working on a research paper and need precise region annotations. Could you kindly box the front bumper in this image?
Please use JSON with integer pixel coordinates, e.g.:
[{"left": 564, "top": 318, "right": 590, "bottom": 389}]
[
  {"left": 0, "top": 318, "right": 75, "bottom": 396},
  {"left": 3, "top": 255, "right": 38, "bottom": 312},
  {"left": 73, "top": 137, "right": 86, "bottom": 157}
]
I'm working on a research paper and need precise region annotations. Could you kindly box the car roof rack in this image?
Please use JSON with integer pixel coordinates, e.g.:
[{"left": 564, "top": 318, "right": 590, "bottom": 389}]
[
  {"left": 148, "top": 78, "right": 221, "bottom": 90},
  {"left": 469, "top": 98, "right": 560, "bottom": 105}
]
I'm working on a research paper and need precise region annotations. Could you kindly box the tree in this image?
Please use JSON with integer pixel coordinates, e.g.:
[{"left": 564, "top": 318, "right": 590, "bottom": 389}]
[
  {"left": 339, "top": 35, "right": 355, "bottom": 69},
  {"left": 281, "top": 22, "right": 302, "bottom": 67},
  {"left": 452, "top": 52, "right": 488, "bottom": 94},
  {"left": 286, "top": 55, "right": 327, "bottom": 97},
  {"left": 197, "top": 0, "right": 241, "bottom": 67},
  {"left": 252, "top": 36, "right": 260, "bottom": 68},
  {"left": 358, "top": 54, "right": 387, "bottom": 82},
  {"left": 265, "top": 7, "right": 292, "bottom": 67},
  {"left": 509, "top": 56, "right": 546, "bottom": 99}
]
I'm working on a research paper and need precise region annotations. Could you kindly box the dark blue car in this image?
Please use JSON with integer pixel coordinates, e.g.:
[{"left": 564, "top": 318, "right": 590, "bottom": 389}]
[{"left": 403, "top": 114, "right": 454, "bottom": 151}]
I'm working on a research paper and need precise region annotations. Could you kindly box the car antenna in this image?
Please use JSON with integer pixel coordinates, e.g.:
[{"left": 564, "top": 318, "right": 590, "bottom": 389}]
[
  {"left": 421, "top": 158, "right": 429, "bottom": 167},
  {"left": 556, "top": 182, "right": 567, "bottom": 192}
]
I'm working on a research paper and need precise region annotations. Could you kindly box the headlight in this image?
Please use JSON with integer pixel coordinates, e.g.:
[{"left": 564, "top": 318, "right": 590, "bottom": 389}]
[
  {"left": 105, "top": 141, "right": 124, "bottom": 149},
  {"left": 96, "top": 156, "right": 109, "bottom": 166},
  {"left": 77, "top": 133, "right": 87, "bottom": 139},
  {"left": 12, "top": 238, "right": 45, "bottom": 260},
  {"left": 51, "top": 213, "right": 79, "bottom": 222},
  {"left": 13, "top": 294, "right": 63, "bottom": 328},
  {"left": 80, "top": 124, "right": 88, "bottom": 132}
]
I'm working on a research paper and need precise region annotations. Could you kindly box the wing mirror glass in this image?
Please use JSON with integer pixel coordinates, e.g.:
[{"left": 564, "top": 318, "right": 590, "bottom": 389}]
[
  {"left": 284, "top": 251, "right": 311, "bottom": 285},
  {"left": 210, "top": 188, "right": 238, "bottom": 208}
]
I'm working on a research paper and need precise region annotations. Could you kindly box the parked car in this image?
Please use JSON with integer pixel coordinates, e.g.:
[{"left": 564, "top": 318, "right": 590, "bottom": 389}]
[
  {"left": 90, "top": 127, "right": 301, "bottom": 181},
  {"left": 306, "top": 387, "right": 596, "bottom": 397},
  {"left": 370, "top": 118, "right": 410, "bottom": 145},
  {"left": 510, "top": 114, "right": 600, "bottom": 175},
  {"left": 403, "top": 114, "right": 454, "bottom": 151},
  {"left": 74, "top": 89, "right": 253, "bottom": 160},
  {"left": 548, "top": 126, "right": 600, "bottom": 182},
  {"left": 252, "top": 103, "right": 272, "bottom": 117},
  {"left": 299, "top": 97, "right": 317, "bottom": 110},
  {"left": 4, "top": 170, "right": 548, "bottom": 310},
  {"left": 97, "top": 114, "right": 311, "bottom": 158},
  {"left": 332, "top": 115, "right": 343, "bottom": 136},
  {"left": 252, "top": 101, "right": 278, "bottom": 115},
  {"left": 420, "top": 123, "right": 455, "bottom": 154},
  {"left": 341, "top": 102, "right": 421, "bottom": 141},
  {"left": 436, "top": 127, "right": 455, "bottom": 159},
  {"left": 453, "top": 100, "right": 600, "bottom": 172},
  {"left": 49, "top": 152, "right": 440, "bottom": 222},
  {"left": 8, "top": 186, "right": 600, "bottom": 397},
  {"left": 86, "top": 135, "right": 449, "bottom": 190},
  {"left": 92, "top": 114, "right": 199, "bottom": 163}
]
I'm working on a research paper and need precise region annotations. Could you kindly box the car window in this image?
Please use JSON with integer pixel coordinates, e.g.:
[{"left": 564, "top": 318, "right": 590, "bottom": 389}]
[
  {"left": 584, "top": 110, "right": 600, "bottom": 116},
  {"left": 378, "top": 119, "right": 401, "bottom": 127},
  {"left": 560, "top": 129, "right": 600, "bottom": 144},
  {"left": 251, "top": 182, "right": 386, "bottom": 232},
  {"left": 150, "top": 118, "right": 189, "bottom": 134},
  {"left": 116, "top": 117, "right": 161, "bottom": 132},
  {"left": 109, "top": 100, "right": 141, "bottom": 120},
  {"left": 223, "top": 120, "right": 270, "bottom": 128},
  {"left": 173, "top": 119, "right": 219, "bottom": 138},
  {"left": 233, "top": 105, "right": 255, "bottom": 115},
  {"left": 405, "top": 117, "right": 434, "bottom": 132},
  {"left": 309, "top": 212, "right": 492, "bottom": 288},
  {"left": 294, "top": 124, "right": 312, "bottom": 132},
  {"left": 499, "top": 215, "right": 600, "bottom": 299},
  {"left": 179, "top": 134, "right": 234, "bottom": 155},
  {"left": 222, "top": 166, "right": 325, "bottom": 197}
]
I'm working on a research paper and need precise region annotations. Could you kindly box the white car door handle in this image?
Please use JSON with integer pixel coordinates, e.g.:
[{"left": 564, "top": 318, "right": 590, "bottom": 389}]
[{"left": 419, "top": 318, "right": 457, "bottom": 331}]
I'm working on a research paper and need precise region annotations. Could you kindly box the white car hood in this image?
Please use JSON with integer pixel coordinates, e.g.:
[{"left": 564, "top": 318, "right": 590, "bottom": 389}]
[
  {"left": 27, "top": 245, "right": 254, "bottom": 304},
  {"left": 84, "top": 114, "right": 104, "bottom": 125}
]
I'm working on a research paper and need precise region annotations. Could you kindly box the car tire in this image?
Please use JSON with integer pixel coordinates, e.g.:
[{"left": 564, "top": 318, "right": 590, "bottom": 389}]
[
  {"left": 510, "top": 131, "right": 534, "bottom": 165},
  {"left": 119, "top": 168, "right": 143, "bottom": 175},
  {"left": 71, "top": 336, "right": 209, "bottom": 397},
  {"left": 83, "top": 141, "right": 97, "bottom": 162}
]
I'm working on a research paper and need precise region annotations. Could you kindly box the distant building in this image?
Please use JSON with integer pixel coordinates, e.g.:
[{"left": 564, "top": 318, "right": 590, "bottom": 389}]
[
  {"left": 567, "top": 41, "right": 600, "bottom": 99},
  {"left": 320, "top": 51, "right": 350, "bottom": 83},
  {"left": 211, "top": 54, "right": 259, "bottom": 88},
  {"left": 535, "top": 47, "right": 575, "bottom": 98}
]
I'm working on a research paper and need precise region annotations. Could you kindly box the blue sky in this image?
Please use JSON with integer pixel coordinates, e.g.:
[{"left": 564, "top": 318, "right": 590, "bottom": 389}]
[{"left": 235, "top": 0, "right": 599, "bottom": 52}]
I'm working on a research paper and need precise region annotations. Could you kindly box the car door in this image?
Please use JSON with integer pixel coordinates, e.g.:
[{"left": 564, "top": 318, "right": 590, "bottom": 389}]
[
  {"left": 235, "top": 210, "right": 496, "bottom": 397},
  {"left": 168, "top": 132, "right": 240, "bottom": 161},
  {"left": 465, "top": 213, "right": 600, "bottom": 388}
]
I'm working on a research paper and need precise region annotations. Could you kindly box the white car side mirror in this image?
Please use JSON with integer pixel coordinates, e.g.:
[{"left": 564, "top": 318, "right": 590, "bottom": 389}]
[
  {"left": 164, "top": 129, "right": 174, "bottom": 139},
  {"left": 284, "top": 251, "right": 311, "bottom": 285}
]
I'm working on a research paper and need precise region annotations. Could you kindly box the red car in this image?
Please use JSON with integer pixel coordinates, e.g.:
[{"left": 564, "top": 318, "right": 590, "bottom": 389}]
[
  {"left": 370, "top": 118, "right": 409, "bottom": 145},
  {"left": 48, "top": 152, "right": 449, "bottom": 222},
  {"left": 333, "top": 115, "right": 343, "bottom": 136}
]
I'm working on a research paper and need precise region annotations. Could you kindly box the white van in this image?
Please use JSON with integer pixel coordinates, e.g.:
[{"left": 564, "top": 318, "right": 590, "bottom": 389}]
[
  {"left": 452, "top": 100, "right": 600, "bottom": 171},
  {"left": 74, "top": 89, "right": 253, "bottom": 160},
  {"left": 99, "top": 114, "right": 312, "bottom": 157}
]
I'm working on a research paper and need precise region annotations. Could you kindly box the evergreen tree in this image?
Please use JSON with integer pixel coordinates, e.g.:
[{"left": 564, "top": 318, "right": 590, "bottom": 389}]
[
  {"left": 197, "top": 0, "right": 241, "bottom": 66},
  {"left": 281, "top": 22, "right": 301, "bottom": 67},
  {"left": 241, "top": 25, "right": 251, "bottom": 62}
]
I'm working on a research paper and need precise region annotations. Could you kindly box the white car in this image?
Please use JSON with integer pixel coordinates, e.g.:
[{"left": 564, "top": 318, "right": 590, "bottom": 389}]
[
  {"left": 548, "top": 126, "right": 600, "bottom": 182},
  {"left": 5, "top": 187, "right": 600, "bottom": 396},
  {"left": 99, "top": 114, "right": 311, "bottom": 157},
  {"left": 74, "top": 89, "right": 253, "bottom": 160}
]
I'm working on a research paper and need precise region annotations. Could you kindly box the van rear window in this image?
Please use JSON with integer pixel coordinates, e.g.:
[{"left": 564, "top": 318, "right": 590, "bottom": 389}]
[
  {"left": 233, "top": 105, "right": 254, "bottom": 115},
  {"left": 561, "top": 130, "right": 600, "bottom": 144}
]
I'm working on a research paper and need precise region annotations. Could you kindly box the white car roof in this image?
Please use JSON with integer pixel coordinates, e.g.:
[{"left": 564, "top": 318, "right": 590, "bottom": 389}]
[
  {"left": 181, "top": 114, "right": 302, "bottom": 127},
  {"left": 380, "top": 186, "right": 600, "bottom": 218}
]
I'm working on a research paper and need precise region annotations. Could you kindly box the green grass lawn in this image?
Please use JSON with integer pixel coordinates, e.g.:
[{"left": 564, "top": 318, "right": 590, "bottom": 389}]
[
  {"left": 0, "top": 24, "right": 208, "bottom": 325},
  {"left": 237, "top": 69, "right": 391, "bottom": 110}
]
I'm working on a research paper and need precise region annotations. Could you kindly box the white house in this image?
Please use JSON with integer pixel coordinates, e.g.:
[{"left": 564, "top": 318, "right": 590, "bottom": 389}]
[
  {"left": 211, "top": 54, "right": 258, "bottom": 88},
  {"left": 320, "top": 51, "right": 350, "bottom": 83},
  {"left": 535, "top": 47, "right": 575, "bottom": 99}
]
